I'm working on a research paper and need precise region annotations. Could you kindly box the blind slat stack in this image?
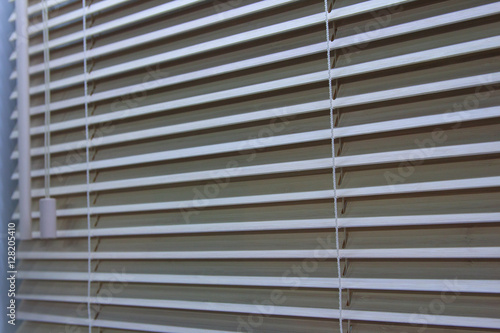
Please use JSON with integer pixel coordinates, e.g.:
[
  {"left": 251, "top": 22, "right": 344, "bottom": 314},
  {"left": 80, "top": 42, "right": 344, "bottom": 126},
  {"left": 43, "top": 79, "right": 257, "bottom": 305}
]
[{"left": 10, "top": 0, "right": 500, "bottom": 332}]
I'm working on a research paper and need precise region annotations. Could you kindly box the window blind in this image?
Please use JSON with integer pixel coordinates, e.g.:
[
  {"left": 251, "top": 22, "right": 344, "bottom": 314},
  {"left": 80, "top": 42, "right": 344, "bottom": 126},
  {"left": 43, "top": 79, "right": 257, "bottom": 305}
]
[{"left": 11, "top": 0, "right": 500, "bottom": 332}]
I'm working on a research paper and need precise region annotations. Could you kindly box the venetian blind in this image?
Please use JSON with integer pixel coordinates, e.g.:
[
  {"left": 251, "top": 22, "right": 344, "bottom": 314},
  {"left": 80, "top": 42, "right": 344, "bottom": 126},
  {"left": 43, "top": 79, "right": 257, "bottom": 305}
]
[{"left": 10, "top": 0, "right": 500, "bottom": 332}]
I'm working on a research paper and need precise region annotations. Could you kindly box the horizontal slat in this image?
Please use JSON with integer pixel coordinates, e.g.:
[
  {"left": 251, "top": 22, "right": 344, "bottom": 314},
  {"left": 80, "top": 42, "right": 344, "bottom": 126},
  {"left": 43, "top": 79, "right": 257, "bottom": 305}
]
[
  {"left": 15, "top": 1, "right": 498, "bottom": 105},
  {"left": 27, "top": 0, "right": 74, "bottom": 15},
  {"left": 12, "top": 175, "right": 500, "bottom": 219},
  {"left": 15, "top": 70, "right": 500, "bottom": 150},
  {"left": 344, "top": 311, "right": 500, "bottom": 330},
  {"left": 15, "top": 270, "right": 500, "bottom": 293},
  {"left": 23, "top": 156, "right": 332, "bottom": 195},
  {"left": 342, "top": 278, "right": 500, "bottom": 293},
  {"left": 15, "top": 10, "right": 325, "bottom": 75},
  {"left": 23, "top": 295, "right": 337, "bottom": 318},
  {"left": 18, "top": 0, "right": 413, "bottom": 77},
  {"left": 10, "top": 0, "right": 295, "bottom": 80},
  {"left": 25, "top": 130, "right": 329, "bottom": 177},
  {"left": 9, "top": 0, "right": 75, "bottom": 22},
  {"left": 13, "top": 33, "right": 499, "bottom": 137},
  {"left": 15, "top": 294, "right": 500, "bottom": 329},
  {"left": 19, "top": 295, "right": 341, "bottom": 319},
  {"left": 18, "top": 312, "right": 231, "bottom": 333},
  {"left": 18, "top": 67, "right": 500, "bottom": 142},
  {"left": 18, "top": 99, "right": 324, "bottom": 146},
  {"left": 9, "top": 0, "right": 131, "bottom": 42},
  {"left": 14, "top": 140, "right": 500, "bottom": 198},
  {"left": 16, "top": 112, "right": 500, "bottom": 179},
  {"left": 71, "top": 1, "right": 500, "bottom": 83},
  {"left": 19, "top": 213, "right": 500, "bottom": 240},
  {"left": 11, "top": 6, "right": 497, "bottom": 126},
  {"left": 17, "top": 247, "right": 500, "bottom": 261},
  {"left": 17, "top": 310, "right": 500, "bottom": 331},
  {"left": 23, "top": 31, "right": 500, "bottom": 118},
  {"left": 31, "top": 0, "right": 203, "bottom": 54},
  {"left": 342, "top": 247, "right": 500, "bottom": 259},
  {"left": 340, "top": 176, "right": 500, "bottom": 197}
]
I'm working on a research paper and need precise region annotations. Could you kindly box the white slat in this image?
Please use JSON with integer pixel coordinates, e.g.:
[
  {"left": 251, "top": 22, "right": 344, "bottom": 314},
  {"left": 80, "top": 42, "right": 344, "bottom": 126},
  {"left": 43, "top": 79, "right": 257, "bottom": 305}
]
[{"left": 16, "top": 294, "right": 500, "bottom": 329}]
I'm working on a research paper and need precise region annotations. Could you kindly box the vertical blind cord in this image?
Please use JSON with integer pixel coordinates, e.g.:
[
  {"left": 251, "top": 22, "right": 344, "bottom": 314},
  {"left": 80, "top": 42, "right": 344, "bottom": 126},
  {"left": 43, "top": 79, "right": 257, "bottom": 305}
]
[
  {"left": 42, "top": 0, "right": 50, "bottom": 198},
  {"left": 323, "top": 1, "right": 343, "bottom": 332},
  {"left": 81, "top": 0, "right": 92, "bottom": 331}
]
